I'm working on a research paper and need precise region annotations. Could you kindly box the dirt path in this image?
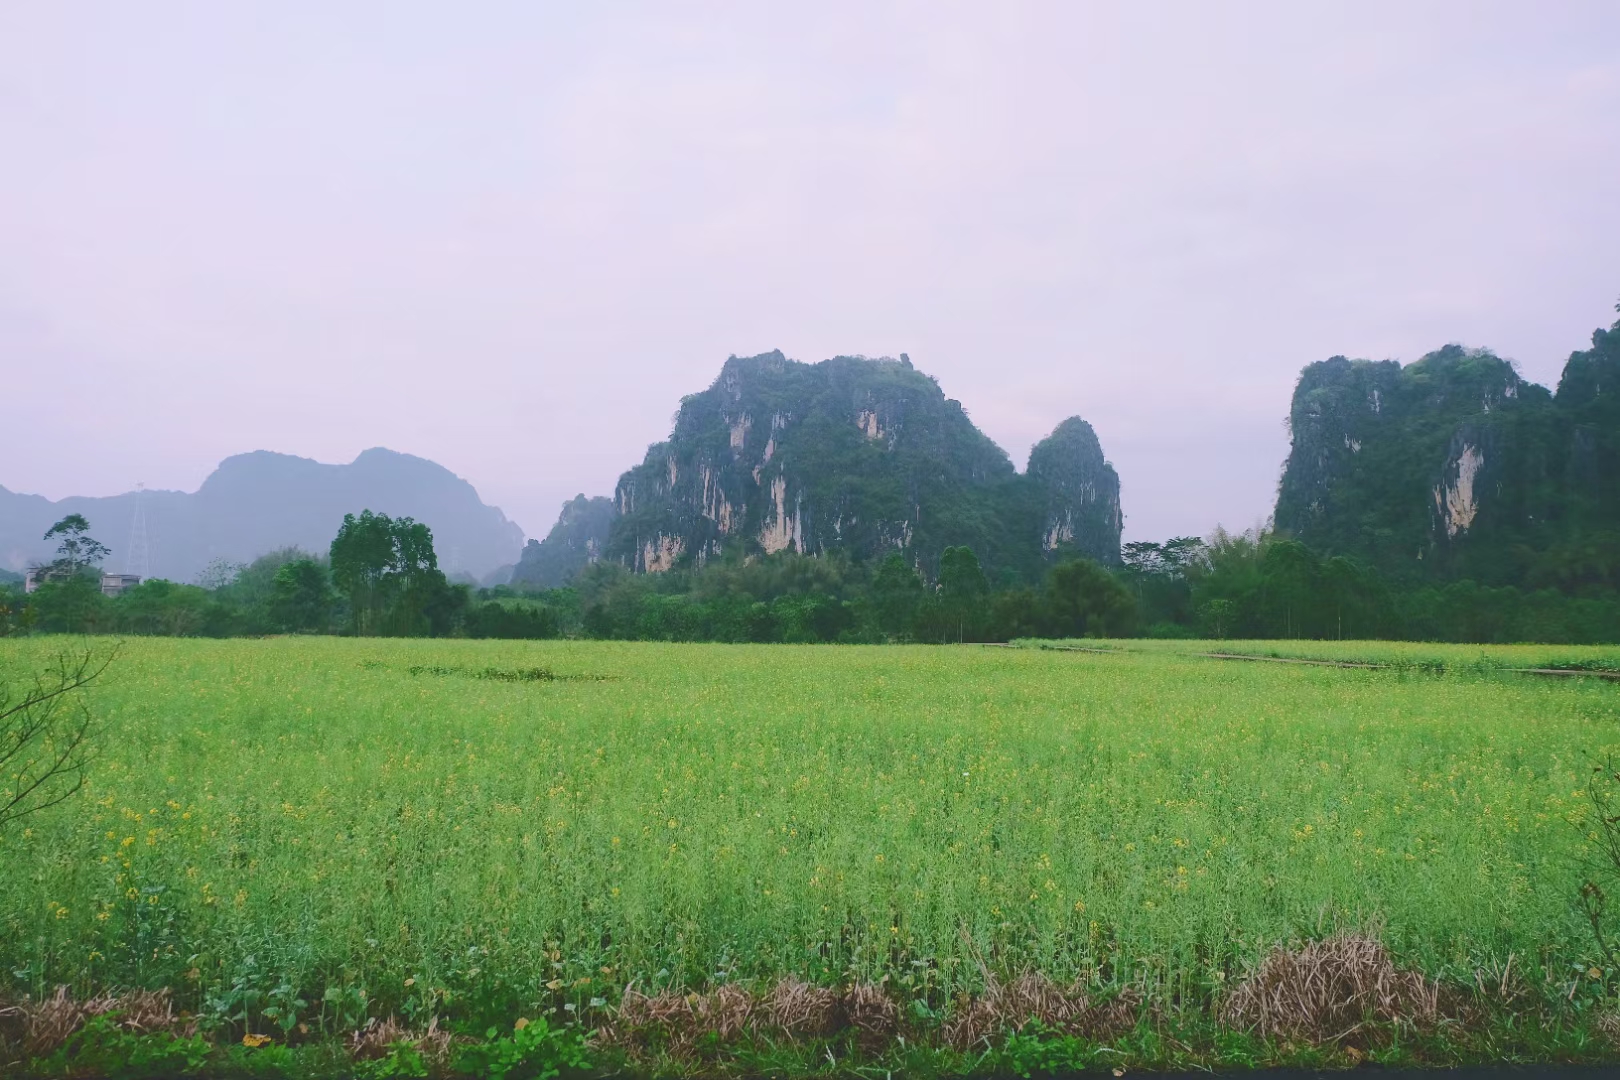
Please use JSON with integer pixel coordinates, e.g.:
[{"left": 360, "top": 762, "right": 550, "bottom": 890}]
[
  {"left": 1198, "top": 651, "right": 1380, "bottom": 669},
  {"left": 995, "top": 643, "right": 1620, "bottom": 681},
  {"left": 1197, "top": 651, "right": 1620, "bottom": 681}
]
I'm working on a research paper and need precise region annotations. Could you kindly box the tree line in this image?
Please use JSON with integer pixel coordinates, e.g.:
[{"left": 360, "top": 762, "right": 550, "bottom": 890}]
[
  {"left": 5, "top": 513, "right": 1618, "bottom": 644},
  {"left": 0, "top": 511, "right": 549, "bottom": 640}
]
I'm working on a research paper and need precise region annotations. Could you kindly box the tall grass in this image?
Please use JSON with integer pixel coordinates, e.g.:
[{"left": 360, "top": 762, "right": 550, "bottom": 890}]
[{"left": 1, "top": 637, "right": 1615, "bottom": 1031}]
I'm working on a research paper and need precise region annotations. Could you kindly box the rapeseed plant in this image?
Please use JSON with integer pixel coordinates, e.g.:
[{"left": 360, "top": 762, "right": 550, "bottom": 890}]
[{"left": 0, "top": 635, "right": 1613, "bottom": 1044}]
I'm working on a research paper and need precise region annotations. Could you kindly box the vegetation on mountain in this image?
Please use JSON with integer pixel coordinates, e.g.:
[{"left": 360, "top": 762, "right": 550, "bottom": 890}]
[
  {"left": 567, "top": 351, "right": 1121, "bottom": 580},
  {"left": 509, "top": 494, "right": 615, "bottom": 588},
  {"left": 1276, "top": 305, "right": 1620, "bottom": 591}
]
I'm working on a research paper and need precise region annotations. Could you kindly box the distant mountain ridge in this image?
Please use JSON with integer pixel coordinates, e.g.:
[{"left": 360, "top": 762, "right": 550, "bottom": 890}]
[
  {"left": 514, "top": 350, "right": 1121, "bottom": 584},
  {"left": 1, "top": 448, "right": 524, "bottom": 583},
  {"left": 1274, "top": 309, "right": 1620, "bottom": 587}
]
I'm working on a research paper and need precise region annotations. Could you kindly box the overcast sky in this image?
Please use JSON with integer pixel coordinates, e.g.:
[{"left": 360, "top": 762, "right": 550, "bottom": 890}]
[{"left": 3, "top": 3, "right": 1617, "bottom": 544}]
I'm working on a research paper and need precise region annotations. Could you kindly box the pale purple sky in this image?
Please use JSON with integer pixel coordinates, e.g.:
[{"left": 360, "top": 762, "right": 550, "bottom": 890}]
[{"left": 3, "top": 3, "right": 1617, "bottom": 543}]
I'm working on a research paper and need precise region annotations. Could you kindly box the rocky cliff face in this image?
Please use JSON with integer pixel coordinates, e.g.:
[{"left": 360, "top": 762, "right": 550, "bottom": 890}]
[
  {"left": 1275, "top": 312, "right": 1620, "bottom": 584},
  {"left": 509, "top": 495, "right": 615, "bottom": 588},
  {"left": 534, "top": 351, "right": 1121, "bottom": 581}
]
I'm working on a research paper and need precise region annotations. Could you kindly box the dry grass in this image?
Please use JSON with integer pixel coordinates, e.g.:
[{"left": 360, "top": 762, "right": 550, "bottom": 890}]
[
  {"left": 1596, "top": 1008, "right": 1620, "bottom": 1050},
  {"left": 347, "top": 1015, "right": 452, "bottom": 1064},
  {"left": 612, "top": 979, "right": 898, "bottom": 1051},
  {"left": 0, "top": 986, "right": 195, "bottom": 1055},
  {"left": 760, "top": 976, "right": 842, "bottom": 1036},
  {"left": 1219, "top": 934, "right": 1440, "bottom": 1041},
  {"left": 609, "top": 973, "right": 1140, "bottom": 1055},
  {"left": 842, "top": 982, "right": 899, "bottom": 1048},
  {"left": 613, "top": 985, "right": 757, "bottom": 1048},
  {"left": 941, "top": 973, "right": 1140, "bottom": 1049}
]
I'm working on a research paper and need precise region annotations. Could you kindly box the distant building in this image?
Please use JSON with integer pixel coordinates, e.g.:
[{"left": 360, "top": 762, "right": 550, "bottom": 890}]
[
  {"left": 21, "top": 566, "right": 142, "bottom": 596},
  {"left": 100, "top": 573, "right": 142, "bottom": 598}
]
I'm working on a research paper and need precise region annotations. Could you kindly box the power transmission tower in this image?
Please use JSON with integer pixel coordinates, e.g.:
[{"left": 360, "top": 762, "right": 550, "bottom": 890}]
[{"left": 124, "top": 483, "right": 152, "bottom": 579}]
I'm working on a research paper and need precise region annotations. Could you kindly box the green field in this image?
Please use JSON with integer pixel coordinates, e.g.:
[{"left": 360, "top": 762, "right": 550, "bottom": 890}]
[{"left": 4, "top": 636, "right": 1620, "bottom": 1072}]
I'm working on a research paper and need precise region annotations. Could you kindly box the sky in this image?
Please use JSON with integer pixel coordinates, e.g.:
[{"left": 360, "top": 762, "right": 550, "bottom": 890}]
[{"left": 3, "top": 2, "right": 1618, "bottom": 545}]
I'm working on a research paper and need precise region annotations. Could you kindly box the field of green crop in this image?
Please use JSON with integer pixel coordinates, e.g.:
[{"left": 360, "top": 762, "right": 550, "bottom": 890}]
[{"left": 3, "top": 635, "right": 1620, "bottom": 1070}]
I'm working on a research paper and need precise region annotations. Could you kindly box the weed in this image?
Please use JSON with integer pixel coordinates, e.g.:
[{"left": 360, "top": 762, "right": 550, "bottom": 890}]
[
  {"left": 453, "top": 1016, "right": 589, "bottom": 1080},
  {"left": 38, "top": 1013, "right": 209, "bottom": 1079},
  {"left": 405, "top": 663, "right": 556, "bottom": 682}
]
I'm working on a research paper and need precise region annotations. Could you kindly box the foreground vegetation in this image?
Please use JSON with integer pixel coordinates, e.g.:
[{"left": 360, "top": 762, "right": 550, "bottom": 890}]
[{"left": 3, "top": 636, "right": 1620, "bottom": 1075}]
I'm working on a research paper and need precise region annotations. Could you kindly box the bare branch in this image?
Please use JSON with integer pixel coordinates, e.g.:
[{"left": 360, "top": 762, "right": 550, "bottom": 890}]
[{"left": 0, "top": 646, "right": 114, "bottom": 832}]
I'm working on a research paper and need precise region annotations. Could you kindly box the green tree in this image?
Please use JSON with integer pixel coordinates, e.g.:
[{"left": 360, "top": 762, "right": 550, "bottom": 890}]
[
  {"left": 1258, "top": 538, "right": 1318, "bottom": 639},
  {"left": 870, "top": 553, "right": 925, "bottom": 639},
  {"left": 463, "top": 600, "right": 560, "bottom": 639},
  {"left": 1199, "top": 597, "right": 1238, "bottom": 638},
  {"left": 41, "top": 514, "right": 111, "bottom": 579},
  {"left": 937, "top": 546, "right": 988, "bottom": 642},
  {"left": 208, "top": 548, "right": 311, "bottom": 634},
  {"left": 28, "top": 575, "right": 110, "bottom": 634},
  {"left": 268, "top": 559, "right": 335, "bottom": 633},
  {"left": 330, "top": 510, "right": 402, "bottom": 635},
  {"left": 25, "top": 515, "right": 114, "bottom": 633},
  {"left": 329, "top": 511, "right": 458, "bottom": 636},
  {"left": 1121, "top": 536, "right": 1206, "bottom": 633},
  {"left": 1043, "top": 557, "right": 1135, "bottom": 638},
  {"left": 112, "top": 579, "right": 217, "bottom": 636},
  {"left": 0, "top": 581, "right": 32, "bottom": 637},
  {"left": 195, "top": 558, "right": 245, "bottom": 592}
]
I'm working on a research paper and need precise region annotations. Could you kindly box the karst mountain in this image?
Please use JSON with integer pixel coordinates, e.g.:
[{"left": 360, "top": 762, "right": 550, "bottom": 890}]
[{"left": 514, "top": 351, "right": 1122, "bottom": 586}]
